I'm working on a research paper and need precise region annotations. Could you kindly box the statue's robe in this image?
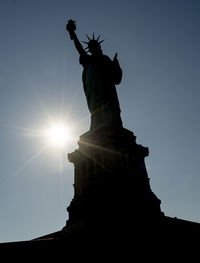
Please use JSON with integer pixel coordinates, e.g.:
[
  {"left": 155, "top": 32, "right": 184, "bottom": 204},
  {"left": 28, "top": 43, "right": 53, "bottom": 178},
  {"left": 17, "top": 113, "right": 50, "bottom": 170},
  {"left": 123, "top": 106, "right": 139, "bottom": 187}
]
[{"left": 80, "top": 54, "right": 123, "bottom": 130}]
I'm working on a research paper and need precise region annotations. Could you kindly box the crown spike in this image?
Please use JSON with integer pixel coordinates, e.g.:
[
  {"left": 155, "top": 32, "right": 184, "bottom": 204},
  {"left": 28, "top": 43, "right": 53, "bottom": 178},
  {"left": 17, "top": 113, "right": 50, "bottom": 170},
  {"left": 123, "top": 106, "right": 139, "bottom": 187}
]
[
  {"left": 82, "top": 41, "right": 89, "bottom": 44},
  {"left": 97, "top": 35, "right": 101, "bottom": 41},
  {"left": 85, "top": 34, "right": 91, "bottom": 41},
  {"left": 99, "top": 40, "right": 105, "bottom": 44},
  {"left": 92, "top": 32, "right": 95, "bottom": 40}
]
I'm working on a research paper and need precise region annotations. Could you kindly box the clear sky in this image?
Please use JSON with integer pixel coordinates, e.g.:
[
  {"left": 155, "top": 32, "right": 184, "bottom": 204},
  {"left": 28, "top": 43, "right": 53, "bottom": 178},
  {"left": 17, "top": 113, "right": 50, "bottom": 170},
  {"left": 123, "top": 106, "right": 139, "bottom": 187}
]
[{"left": 0, "top": 0, "right": 200, "bottom": 242}]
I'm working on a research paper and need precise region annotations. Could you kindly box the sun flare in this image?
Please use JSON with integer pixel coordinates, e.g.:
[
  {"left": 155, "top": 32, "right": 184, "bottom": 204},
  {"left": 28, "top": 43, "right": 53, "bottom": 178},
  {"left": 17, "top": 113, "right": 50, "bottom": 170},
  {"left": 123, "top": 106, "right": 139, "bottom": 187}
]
[{"left": 44, "top": 122, "right": 72, "bottom": 147}]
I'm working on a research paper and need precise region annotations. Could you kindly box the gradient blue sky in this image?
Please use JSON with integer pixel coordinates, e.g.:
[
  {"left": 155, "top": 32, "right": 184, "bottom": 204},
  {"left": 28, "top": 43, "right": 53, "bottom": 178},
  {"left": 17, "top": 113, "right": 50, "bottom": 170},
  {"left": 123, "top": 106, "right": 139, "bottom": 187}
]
[{"left": 0, "top": 0, "right": 200, "bottom": 242}]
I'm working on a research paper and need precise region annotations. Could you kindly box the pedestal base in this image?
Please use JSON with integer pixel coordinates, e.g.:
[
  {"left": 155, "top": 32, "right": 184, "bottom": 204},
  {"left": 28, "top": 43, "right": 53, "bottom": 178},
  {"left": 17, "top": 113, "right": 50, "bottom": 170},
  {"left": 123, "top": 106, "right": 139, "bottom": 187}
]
[{"left": 65, "top": 126, "right": 164, "bottom": 235}]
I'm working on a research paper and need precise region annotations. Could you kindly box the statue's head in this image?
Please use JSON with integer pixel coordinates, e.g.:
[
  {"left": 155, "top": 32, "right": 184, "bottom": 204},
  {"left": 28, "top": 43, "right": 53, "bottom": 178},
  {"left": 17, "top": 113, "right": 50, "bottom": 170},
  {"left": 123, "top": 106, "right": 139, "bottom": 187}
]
[{"left": 82, "top": 33, "right": 104, "bottom": 55}]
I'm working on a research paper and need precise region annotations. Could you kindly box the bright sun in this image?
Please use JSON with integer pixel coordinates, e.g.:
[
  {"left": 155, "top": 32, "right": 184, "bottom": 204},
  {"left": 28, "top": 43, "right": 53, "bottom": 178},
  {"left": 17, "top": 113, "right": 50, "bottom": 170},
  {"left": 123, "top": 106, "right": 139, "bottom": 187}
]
[{"left": 44, "top": 122, "right": 72, "bottom": 147}]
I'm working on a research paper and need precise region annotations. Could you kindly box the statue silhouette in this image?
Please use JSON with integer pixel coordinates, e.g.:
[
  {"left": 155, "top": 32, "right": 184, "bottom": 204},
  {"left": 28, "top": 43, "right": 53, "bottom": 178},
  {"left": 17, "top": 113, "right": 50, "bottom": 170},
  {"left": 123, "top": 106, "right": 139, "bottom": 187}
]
[{"left": 66, "top": 20, "right": 123, "bottom": 130}]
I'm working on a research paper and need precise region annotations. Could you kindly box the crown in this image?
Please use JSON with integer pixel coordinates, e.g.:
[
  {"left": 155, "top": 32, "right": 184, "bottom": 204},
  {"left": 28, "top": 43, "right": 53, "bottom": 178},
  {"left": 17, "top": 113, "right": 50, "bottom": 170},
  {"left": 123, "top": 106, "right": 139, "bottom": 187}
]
[{"left": 82, "top": 33, "right": 104, "bottom": 52}]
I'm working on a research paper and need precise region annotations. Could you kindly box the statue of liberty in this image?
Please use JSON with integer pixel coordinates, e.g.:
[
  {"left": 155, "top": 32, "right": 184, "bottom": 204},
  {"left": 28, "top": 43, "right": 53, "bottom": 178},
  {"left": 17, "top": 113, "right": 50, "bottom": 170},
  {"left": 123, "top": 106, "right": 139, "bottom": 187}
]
[{"left": 66, "top": 20, "right": 123, "bottom": 130}]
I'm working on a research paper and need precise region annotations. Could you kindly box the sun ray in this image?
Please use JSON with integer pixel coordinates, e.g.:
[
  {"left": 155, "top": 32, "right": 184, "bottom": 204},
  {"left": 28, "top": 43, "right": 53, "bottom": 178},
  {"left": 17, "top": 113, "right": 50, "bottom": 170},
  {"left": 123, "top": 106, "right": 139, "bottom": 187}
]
[
  {"left": 79, "top": 148, "right": 110, "bottom": 172},
  {"left": 0, "top": 123, "right": 45, "bottom": 138},
  {"left": 14, "top": 143, "right": 49, "bottom": 177},
  {"left": 1, "top": 85, "right": 93, "bottom": 181},
  {"left": 80, "top": 140, "right": 121, "bottom": 156},
  {"left": 65, "top": 112, "right": 90, "bottom": 130},
  {"left": 33, "top": 88, "right": 54, "bottom": 123},
  {"left": 78, "top": 138, "right": 125, "bottom": 173}
]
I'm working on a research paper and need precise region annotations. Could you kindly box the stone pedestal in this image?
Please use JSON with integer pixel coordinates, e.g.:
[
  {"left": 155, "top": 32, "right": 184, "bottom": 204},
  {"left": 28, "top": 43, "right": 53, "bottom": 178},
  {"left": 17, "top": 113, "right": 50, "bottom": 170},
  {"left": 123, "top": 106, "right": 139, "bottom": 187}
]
[{"left": 65, "top": 126, "right": 164, "bottom": 235}]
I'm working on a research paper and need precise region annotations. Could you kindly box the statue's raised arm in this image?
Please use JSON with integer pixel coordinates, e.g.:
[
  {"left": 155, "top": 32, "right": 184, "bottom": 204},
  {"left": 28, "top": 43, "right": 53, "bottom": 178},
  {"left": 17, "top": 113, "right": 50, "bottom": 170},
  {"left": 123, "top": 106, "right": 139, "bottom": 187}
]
[
  {"left": 66, "top": 19, "right": 123, "bottom": 131},
  {"left": 66, "top": 20, "right": 86, "bottom": 56}
]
